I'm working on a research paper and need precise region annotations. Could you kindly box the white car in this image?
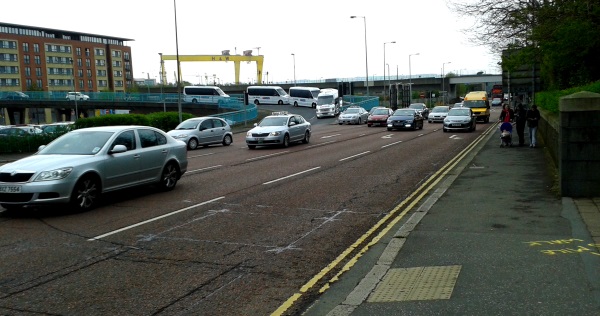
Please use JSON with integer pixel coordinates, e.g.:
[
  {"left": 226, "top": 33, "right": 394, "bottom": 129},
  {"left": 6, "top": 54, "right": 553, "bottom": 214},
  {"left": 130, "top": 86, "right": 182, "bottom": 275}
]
[{"left": 66, "top": 92, "right": 90, "bottom": 101}]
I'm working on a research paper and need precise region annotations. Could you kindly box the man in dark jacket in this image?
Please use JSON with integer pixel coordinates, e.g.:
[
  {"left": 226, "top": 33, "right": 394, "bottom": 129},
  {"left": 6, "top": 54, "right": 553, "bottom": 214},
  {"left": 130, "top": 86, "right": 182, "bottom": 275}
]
[{"left": 514, "top": 103, "right": 527, "bottom": 146}]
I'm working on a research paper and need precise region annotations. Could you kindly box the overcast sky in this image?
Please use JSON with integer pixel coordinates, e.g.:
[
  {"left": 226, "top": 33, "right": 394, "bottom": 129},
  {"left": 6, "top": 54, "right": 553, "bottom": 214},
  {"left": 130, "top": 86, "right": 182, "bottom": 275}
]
[{"left": 3, "top": 0, "right": 499, "bottom": 85}]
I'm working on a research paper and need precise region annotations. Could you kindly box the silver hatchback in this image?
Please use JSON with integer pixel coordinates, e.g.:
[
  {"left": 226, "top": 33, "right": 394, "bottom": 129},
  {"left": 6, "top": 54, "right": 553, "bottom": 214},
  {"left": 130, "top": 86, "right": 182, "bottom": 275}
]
[
  {"left": 0, "top": 126, "right": 188, "bottom": 211},
  {"left": 167, "top": 117, "right": 233, "bottom": 150}
]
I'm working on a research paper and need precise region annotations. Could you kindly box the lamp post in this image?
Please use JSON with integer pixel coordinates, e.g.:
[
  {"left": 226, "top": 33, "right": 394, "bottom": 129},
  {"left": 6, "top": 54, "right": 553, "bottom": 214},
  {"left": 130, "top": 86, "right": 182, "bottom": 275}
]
[
  {"left": 70, "top": 58, "right": 78, "bottom": 120},
  {"left": 383, "top": 41, "right": 396, "bottom": 101},
  {"left": 174, "top": 0, "right": 182, "bottom": 123},
  {"left": 291, "top": 53, "right": 296, "bottom": 86},
  {"left": 442, "top": 61, "right": 451, "bottom": 105},
  {"left": 351, "top": 16, "right": 369, "bottom": 95},
  {"left": 409, "top": 53, "right": 420, "bottom": 104}
]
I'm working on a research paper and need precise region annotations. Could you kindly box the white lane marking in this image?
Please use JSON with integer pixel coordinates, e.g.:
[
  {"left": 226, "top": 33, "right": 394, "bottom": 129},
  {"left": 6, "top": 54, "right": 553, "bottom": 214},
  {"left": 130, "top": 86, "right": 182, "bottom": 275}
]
[
  {"left": 187, "top": 165, "right": 222, "bottom": 174},
  {"left": 87, "top": 197, "right": 225, "bottom": 241},
  {"left": 263, "top": 167, "right": 321, "bottom": 185},
  {"left": 382, "top": 134, "right": 393, "bottom": 139},
  {"left": 307, "top": 140, "right": 336, "bottom": 148},
  {"left": 418, "top": 133, "right": 424, "bottom": 136},
  {"left": 246, "top": 151, "right": 290, "bottom": 161},
  {"left": 321, "top": 134, "right": 341, "bottom": 139},
  {"left": 188, "top": 152, "right": 215, "bottom": 159},
  {"left": 339, "top": 151, "right": 370, "bottom": 162},
  {"left": 381, "top": 141, "right": 403, "bottom": 149}
]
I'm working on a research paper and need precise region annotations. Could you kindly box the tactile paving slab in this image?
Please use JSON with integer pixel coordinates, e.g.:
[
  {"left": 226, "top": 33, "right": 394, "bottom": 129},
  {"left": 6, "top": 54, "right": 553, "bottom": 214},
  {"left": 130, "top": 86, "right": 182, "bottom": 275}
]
[{"left": 368, "top": 265, "right": 462, "bottom": 302}]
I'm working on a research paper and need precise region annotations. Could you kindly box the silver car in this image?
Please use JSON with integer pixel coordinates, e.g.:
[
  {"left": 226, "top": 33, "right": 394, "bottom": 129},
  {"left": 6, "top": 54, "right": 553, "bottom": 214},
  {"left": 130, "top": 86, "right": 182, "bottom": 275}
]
[
  {"left": 245, "top": 112, "right": 311, "bottom": 149},
  {"left": 428, "top": 106, "right": 450, "bottom": 123},
  {"left": 338, "top": 106, "right": 369, "bottom": 125},
  {"left": 167, "top": 117, "right": 233, "bottom": 150},
  {"left": 0, "top": 126, "right": 188, "bottom": 211}
]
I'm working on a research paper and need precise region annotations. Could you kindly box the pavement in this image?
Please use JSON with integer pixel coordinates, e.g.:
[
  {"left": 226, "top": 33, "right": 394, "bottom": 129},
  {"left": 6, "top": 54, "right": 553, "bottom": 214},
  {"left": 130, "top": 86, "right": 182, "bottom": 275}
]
[
  {"left": 1, "top": 124, "right": 600, "bottom": 315},
  {"left": 299, "top": 122, "right": 600, "bottom": 315}
]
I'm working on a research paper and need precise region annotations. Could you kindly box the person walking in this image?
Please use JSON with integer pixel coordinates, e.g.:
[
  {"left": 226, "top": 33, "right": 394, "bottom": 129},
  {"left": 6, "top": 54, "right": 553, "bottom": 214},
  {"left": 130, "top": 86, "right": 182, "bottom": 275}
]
[
  {"left": 499, "top": 103, "right": 514, "bottom": 123},
  {"left": 514, "top": 103, "right": 527, "bottom": 146},
  {"left": 526, "top": 104, "right": 541, "bottom": 148}
]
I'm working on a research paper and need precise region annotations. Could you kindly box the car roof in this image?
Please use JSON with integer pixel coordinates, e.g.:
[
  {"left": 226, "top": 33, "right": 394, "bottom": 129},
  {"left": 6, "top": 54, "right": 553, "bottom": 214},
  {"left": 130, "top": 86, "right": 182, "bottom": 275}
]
[{"left": 73, "top": 125, "right": 160, "bottom": 133}]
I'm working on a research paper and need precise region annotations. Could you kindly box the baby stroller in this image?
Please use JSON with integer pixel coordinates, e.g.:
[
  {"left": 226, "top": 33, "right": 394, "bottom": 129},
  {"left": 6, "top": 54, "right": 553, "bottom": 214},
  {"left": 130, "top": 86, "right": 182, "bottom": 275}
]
[{"left": 499, "top": 122, "right": 513, "bottom": 147}]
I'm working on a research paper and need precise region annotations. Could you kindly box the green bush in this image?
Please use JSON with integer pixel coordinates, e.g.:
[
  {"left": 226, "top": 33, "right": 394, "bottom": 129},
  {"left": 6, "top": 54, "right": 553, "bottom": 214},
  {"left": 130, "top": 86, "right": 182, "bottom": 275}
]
[{"left": 536, "top": 80, "right": 600, "bottom": 113}]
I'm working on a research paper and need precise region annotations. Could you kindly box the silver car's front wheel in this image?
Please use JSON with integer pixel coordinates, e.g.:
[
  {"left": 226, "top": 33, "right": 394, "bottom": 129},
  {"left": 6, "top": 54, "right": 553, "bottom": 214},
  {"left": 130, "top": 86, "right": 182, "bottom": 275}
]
[{"left": 70, "top": 176, "right": 100, "bottom": 211}]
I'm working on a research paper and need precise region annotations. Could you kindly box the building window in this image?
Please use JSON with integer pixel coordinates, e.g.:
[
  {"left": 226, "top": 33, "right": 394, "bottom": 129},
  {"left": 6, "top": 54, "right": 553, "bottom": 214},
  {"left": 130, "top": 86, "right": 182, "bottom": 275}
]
[
  {"left": 85, "top": 48, "right": 90, "bottom": 56},
  {"left": 112, "top": 50, "right": 121, "bottom": 58},
  {"left": 95, "top": 59, "right": 106, "bottom": 66},
  {"left": 87, "top": 69, "right": 92, "bottom": 77},
  {"left": 36, "top": 67, "right": 42, "bottom": 76},
  {"left": 115, "top": 80, "right": 123, "bottom": 87},
  {"left": 94, "top": 48, "right": 105, "bottom": 56},
  {"left": 76, "top": 47, "right": 81, "bottom": 56},
  {"left": 36, "top": 79, "right": 42, "bottom": 88},
  {"left": 79, "top": 79, "right": 84, "bottom": 89},
  {"left": 26, "top": 78, "right": 32, "bottom": 88},
  {"left": 34, "top": 55, "right": 41, "bottom": 65},
  {"left": 1, "top": 53, "right": 18, "bottom": 62},
  {"left": 22, "top": 42, "right": 29, "bottom": 52},
  {"left": 98, "top": 80, "right": 108, "bottom": 87},
  {"left": 78, "top": 69, "right": 83, "bottom": 77},
  {"left": 113, "top": 60, "right": 122, "bottom": 67},
  {"left": 86, "top": 58, "right": 91, "bottom": 67},
  {"left": 0, "top": 40, "right": 17, "bottom": 49},
  {"left": 88, "top": 79, "right": 93, "bottom": 89},
  {"left": 124, "top": 52, "right": 130, "bottom": 60},
  {"left": 25, "top": 67, "right": 31, "bottom": 76},
  {"left": 114, "top": 70, "right": 122, "bottom": 77},
  {"left": 33, "top": 43, "right": 39, "bottom": 53},
  {"left": 77, "top": 58, "right": 82, "bottom": 67}
]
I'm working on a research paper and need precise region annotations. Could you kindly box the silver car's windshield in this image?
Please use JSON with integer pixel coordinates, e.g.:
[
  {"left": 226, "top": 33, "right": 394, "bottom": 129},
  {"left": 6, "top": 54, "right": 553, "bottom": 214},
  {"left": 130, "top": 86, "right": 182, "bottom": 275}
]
[
  {"left": 38, "top": 131, "right": 114, "bottom": 155},
  {"left": 448, "top": 109, "right": 470, "bottom": 116},
  {"left": 432, "top": 107, "right": 449, "bottom": 112},
  {"left": 259, "top": 117, "right": 288, "bottom": 126},
  {"left": 345, "top": 108, "right": 360, "bottom": 114},
  {"left": 175, "top": 120, "right": 201, "bottom": 130}
]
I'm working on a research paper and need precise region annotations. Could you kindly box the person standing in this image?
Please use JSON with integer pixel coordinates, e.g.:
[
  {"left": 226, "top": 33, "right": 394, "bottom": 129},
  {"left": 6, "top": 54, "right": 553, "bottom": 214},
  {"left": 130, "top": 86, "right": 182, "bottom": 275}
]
[
  {"left": 526, "top": 105, "right": 541, "bottom": 148},
  {"left": 514, "top": 103, "right": 527, "bottom": 146},
  {"left": 499, "top": 103, "right": 514, "bottom": 123}
]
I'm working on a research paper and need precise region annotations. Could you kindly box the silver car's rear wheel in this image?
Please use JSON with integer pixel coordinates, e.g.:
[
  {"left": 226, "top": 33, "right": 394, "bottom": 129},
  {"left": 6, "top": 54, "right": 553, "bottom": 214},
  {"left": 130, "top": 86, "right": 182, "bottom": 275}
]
[
  {"left": 159, "top": 162, "right": 180, "bottom": 191},
  {"left": 302, "top": 131, "right": 310, "bottom": 144},
  {"left": 222, "top": 134, "right": 232, "bottom": 146}
]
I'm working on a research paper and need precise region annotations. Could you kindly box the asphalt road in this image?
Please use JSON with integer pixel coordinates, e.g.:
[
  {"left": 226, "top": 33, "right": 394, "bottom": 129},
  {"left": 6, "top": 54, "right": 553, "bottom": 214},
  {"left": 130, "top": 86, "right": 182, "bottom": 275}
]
[{"left": 0, "top": 104, "right": 492, "bottom": 315}]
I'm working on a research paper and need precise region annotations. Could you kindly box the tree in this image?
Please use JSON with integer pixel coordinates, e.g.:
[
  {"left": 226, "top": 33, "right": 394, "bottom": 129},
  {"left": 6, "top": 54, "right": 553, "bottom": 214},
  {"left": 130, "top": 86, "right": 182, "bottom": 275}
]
[{"left": 448, "top": 0, "right": 600, "bottom": 90}]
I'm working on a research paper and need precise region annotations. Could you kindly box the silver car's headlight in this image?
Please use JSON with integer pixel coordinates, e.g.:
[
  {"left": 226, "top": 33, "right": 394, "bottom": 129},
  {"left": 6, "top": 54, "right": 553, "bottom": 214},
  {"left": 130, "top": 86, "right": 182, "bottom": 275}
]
[
  {"left": 246, "top": 131, "right": 253, "bottom": 137},
  {"left": 269, "top": 131, "right": 282, "bottom": 137},
  {"left": 35, "top": 167, "right": 73, "bottom": 181},
  {"left": 172, "top": 133, "right": 188, "bottom": 139}
]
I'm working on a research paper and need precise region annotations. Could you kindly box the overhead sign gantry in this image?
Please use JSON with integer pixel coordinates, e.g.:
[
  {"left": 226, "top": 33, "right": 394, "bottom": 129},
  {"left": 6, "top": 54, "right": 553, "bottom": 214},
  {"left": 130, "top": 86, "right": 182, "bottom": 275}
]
[{"left": 159, "top": 51, "right": 264, "bottom": 85}]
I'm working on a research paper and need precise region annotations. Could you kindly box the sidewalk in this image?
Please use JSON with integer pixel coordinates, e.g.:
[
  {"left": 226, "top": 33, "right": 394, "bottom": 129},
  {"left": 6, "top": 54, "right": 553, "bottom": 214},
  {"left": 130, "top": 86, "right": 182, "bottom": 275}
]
[{"left": 304, "top": 123, "right": 600, "bottom": 315}]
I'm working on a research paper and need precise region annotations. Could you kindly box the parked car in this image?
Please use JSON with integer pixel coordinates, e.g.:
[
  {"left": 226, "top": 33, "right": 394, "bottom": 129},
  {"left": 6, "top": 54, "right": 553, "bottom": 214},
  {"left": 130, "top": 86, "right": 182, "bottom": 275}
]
[
  {"left": 66, "top": 92, "right": 89, "bottom": 101},
  {"left": 387, "top": 108, "right": 424, "bottom": 131},
  {"left": 428, "top": 106, "right": 451, "bottom": 123},
  {"left": 367, "top": 107, "right": 394, "bottom": 127},
  {"left": 0, "top": 125, "right": 188, "bottom": 211},
  {"left": 40, "top": 122, "right": 75, "bottom": 134},
  {"left": 408, "top": 103, "right": 430, "bottom": 119},
  {"left": 338, "top": 106, "right": 369, "bottom": 125},
  {"left": 167, "top": 117, "right": 233, "bottom": 150},
  {"left": 245, "top": 111, "right": 311, "bottom": 149},
  {"left": 443, "top": 107, "right": 476, "bottom": 132},
  {"left": 0, "top": 127, "right": 35, "bottom": 137},
  {"left": 4, "top": 91, "right": 29, "bottom": 100}
]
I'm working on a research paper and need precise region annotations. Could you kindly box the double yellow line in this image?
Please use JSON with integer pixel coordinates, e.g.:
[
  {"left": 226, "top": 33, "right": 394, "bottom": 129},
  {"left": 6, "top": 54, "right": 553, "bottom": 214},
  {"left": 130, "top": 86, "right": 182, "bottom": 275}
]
[{"left": 272, "top": 123, "right": 498, "bottom": 315}]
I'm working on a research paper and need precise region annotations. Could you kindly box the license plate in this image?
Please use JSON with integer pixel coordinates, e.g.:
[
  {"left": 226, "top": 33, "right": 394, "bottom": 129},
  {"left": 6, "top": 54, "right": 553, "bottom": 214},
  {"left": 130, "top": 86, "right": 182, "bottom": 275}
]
[
  {"left": 0, "top": 185, "right": 21, "bottom": 193},
  {"left": 257, "top": 138, "right": 264, "bottom": 144},
  {"left": 452, "top": 123, "right": 462, "bottom": 127}
]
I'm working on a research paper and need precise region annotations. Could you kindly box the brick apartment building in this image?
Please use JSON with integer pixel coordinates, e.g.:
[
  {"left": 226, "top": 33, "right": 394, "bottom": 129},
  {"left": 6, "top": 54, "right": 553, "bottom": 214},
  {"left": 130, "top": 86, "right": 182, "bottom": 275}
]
[{"left": 0, "top": 22, "right": 134, "bottom": 94}]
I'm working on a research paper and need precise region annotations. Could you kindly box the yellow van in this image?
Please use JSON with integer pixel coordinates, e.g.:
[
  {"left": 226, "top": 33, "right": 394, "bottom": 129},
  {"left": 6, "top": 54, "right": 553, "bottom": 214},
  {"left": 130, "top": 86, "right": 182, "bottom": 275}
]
[{"left": 462, "top": 91, "right": 490, "bottom": 122}]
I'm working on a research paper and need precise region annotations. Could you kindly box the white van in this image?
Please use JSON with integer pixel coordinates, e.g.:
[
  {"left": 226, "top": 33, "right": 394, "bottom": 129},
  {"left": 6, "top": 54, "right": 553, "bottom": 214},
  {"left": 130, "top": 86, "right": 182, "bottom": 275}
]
[
  {"left": 289, "top": 86, "right": 320, "bottom": 108},
  {"left": 316, "top": 88, "right": 341, "bottom": 118},
  {"left": 183, "top": 86, "right": 230, "bottom": 104},
  {"left": 247, "top": 86, "right": 290, "bottom": 105}
]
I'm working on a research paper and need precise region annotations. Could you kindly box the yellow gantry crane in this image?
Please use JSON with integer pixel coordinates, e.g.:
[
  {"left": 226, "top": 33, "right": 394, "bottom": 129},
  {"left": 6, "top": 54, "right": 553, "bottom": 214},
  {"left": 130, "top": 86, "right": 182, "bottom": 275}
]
[{"left": 159, "top": 52, "right": 264, "bottom": 85}]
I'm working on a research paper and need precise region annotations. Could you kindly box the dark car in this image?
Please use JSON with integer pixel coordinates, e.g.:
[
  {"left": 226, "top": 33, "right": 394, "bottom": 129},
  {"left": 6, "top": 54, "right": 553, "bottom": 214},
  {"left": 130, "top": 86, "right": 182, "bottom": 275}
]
[
  {"left": 408, "top": 103, "right": 430, "bottom": 119},
  {"left": 367, "top": 107, "right": 394, "bottom": 127},
  {"left": 4, "top": 91, "right": 29, "bottom": 100},
  {"left": 387, "top": 108, "right": 424, "bottom": 131}
]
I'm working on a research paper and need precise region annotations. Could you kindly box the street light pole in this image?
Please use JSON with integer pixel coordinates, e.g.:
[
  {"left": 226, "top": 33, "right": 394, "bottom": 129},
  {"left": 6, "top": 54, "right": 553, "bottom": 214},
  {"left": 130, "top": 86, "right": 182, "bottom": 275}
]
[
  {"left": 442, "top": 61, "right": 451, "bottom": 105},
  {"left": 383, "top": 41, "right": 396, "bottom": 102},
  {"left": 291, "top": 53, "right": 296, "bottom": 86},
  {"left": 351, "top": 16, "right": 369, "bottom": 95},
  {"left": 409, "top": 53, "right": 420, "bottom": 105},
  {"left": 174, "top": 0, "right": 182, "bottom": 123}
]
